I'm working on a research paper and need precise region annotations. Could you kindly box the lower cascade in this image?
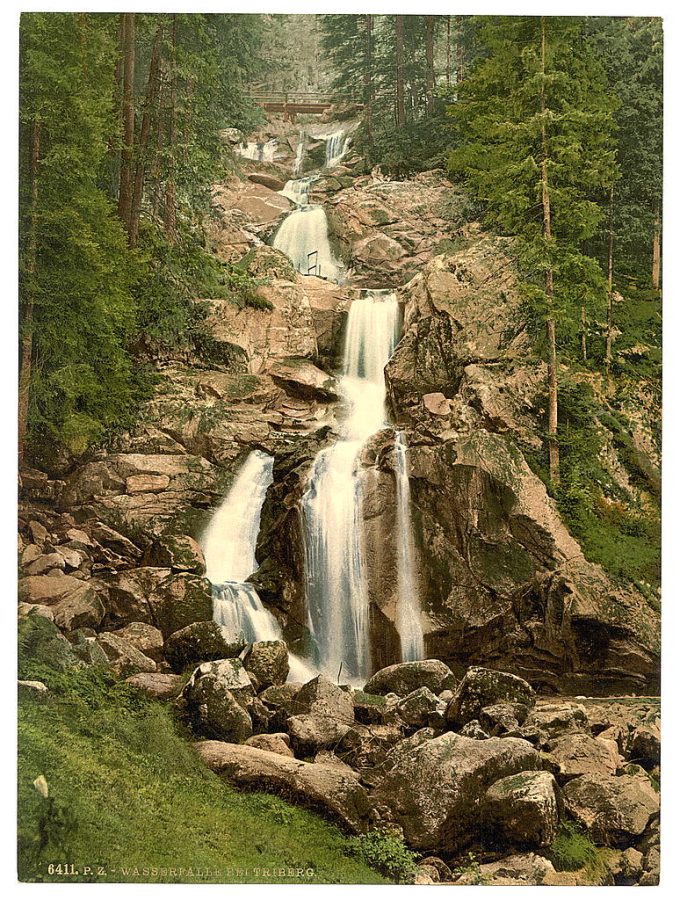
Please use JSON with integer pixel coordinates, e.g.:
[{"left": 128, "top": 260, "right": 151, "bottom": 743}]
[
  {"left": 301, "top": 292, "right": 402, "bottom": 682},
  {"left": 202, "top": 450, "right": 280, "bottom": 643}
]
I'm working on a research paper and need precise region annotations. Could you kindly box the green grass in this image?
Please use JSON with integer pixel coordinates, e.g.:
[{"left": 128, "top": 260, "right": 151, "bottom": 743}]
[{"left": 17, "top": 669, "right": 389, "bottom": 885}]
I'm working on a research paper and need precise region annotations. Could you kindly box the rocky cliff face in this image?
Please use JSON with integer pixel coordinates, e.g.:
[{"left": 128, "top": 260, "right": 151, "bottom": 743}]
[{"left": 18, "top": 119, "right": 659, "bottom": 696}]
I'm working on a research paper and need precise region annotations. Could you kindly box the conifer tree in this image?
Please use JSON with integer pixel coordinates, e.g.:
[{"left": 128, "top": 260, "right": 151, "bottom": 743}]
[{"left": 449, "top": 16, "right": 617, "bottom": 483}]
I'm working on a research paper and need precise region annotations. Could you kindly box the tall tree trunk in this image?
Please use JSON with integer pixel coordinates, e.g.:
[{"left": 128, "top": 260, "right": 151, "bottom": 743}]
[
  {"left": 117, "top": 13, "right": 135, "bottom": 229},
  {"left": 456, "top": 16, "right": 465, "bottom": 84},
  {"left": 605, "top": 185, "right": 615, "bottom": 378},
  {"left": 128, "top": 23, "right": 163, "bottom": 248},
  {"left": 425, "top": 16, "right": 435, "bottom": 116},
  {"left": 363, "top": 15, "right": 374, "bottom": 162},
  {"left": 540, "top": 17, "right": 559, "bottom": 485},
  {"left": 651, "top": 200, "right": 661, "bottom": 290},
  {"left": 18, "top": 121, "right": 41, "bottom": 469},
  {"left": 395, "top": 15, "right": 406, "bottom": 127},
  {"left": 446, "top": 16, "right": 451, "bottom": 88},
  {"left": 164, "top": 14, "right": 178, "bottom": 243},
  {"left": 581, "top": 306, "right": 587, "bottom": 362}
]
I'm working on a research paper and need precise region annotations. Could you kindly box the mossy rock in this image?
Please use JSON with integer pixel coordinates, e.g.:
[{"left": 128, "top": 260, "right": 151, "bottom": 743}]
[
  {"left": 151, "top": 573, "right": 214, "bottom": 639},
  {"left": 164, "top": 621, "right": 245, "bottom": 674},
  {"left": 18, "top": 613, "right": 82, "bottom": 675}
]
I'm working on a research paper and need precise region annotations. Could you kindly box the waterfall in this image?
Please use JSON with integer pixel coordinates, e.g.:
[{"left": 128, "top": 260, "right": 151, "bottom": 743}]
[
  {"left": 394, "top": 431, "right": 425, "bottom": 661},
  {"left": 202, "top": 450, "right": 319, "bottom": 683},
  {"left": 301, "top": 292, "right": 401, "bottom": 682},
  {"left": 235, "top": 139, "right": 278, "bottom": 163},
  {"left": 202, "top": 450, "right": 281, "bottom": 644},
  {"left": 293, "top": 130, "right": 305, "bottom": 175},
  {"left": 272, "top": 204, "right": 341, "bottom": 281},
  {"left": 279, "top": 175, "right": 315, "bottom": 207},
  {"left": 325, "top": 130, "right": 350, "bottom": 168}
]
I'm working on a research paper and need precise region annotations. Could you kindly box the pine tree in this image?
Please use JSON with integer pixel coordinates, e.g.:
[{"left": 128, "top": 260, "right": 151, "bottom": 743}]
[{"left": 449, "top": 16, "right": 617, "bottom": 483}]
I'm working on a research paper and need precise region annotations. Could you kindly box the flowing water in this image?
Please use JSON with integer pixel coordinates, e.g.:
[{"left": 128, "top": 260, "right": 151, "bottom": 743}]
[
  {"left": 202, "top": 450, "right": 317, "bottom": 682},
  {"left": 264, "top": 123, "right": 425, "bottom": 679},
  {"left": 394, "top": 430, "right": 425, "bottom": 661},
  {"left": 202, "top": 450, "right": 280, "bottom": 643},
  {"left": 325, "top": 129, "right": 351, "bottom": 168},
  {"left": 301, "top": 292, "right": 401, "bottom": 682},
  {"left": 279, "top": 175, "right": 315, "bottom": 207},
  {"left": 272, "top": 204, "right": 341, "bottom": 281},
  {"left": 235, "top": 139, "right": 278, "bottom": 163},
  {"left": 293, "top": 129, "right": 305, "bottom": 175}
]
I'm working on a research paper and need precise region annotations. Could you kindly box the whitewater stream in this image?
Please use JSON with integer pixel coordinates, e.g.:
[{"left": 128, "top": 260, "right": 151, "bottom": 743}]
[{"left": 204, "top": 127, "right": 423, "bottom": 683}]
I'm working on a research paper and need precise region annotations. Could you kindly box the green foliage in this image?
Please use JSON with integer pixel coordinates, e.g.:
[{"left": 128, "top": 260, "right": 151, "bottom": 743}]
[
  {"left": 454, "top": 851, "right": 488, "bottom": 885},
  {"left": 347, "top": 830, "right": 418, "bottom": 883},
  {"left": 549, "top": 821, "right": 598, "bottom": 872},
  {"left": 321, "top": 15, "right": 460, "bottom": 175},
  {"left": 17, "top": 668, "right": 389, "bottom": 884},
  {"left": 448, "top": 16, "right": 617, "bottom": 352},
  {"left": 525, "top": 378, "right": 660, "bottom": 595},
  {"left": 586, "top": 18, "right": 662, "bottom": 285},
  {"left": 19, "top": 12, "right": 266, "bottom": 465}
]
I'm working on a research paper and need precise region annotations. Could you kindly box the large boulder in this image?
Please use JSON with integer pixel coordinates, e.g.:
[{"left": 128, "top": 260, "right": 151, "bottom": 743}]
[
  {"left": 628, "top": 724, "right": 661, "bottom": 768},
  {"left": 114, "top": 622, "right": 164, "bottom": 663},
  {"left": 103, "top": 567, "right": 172, "bottom": 626},
  {"left": 244, "top": 733, "right": 294, "bottom": 758},
  {"left": 97, "top": 632, "right": 158, "bottom": 677},
  {"left": 396, "top": 687, "right": 442, "bottom": 729},
  {"left": 456, "top": 853, "right": 556, "bottom": 886},
  {"left": 195, "top": 741, "right": 371, "bottom": 832},
  {"left": 142, "top": 534, "right": 206, "bottom": 575},
  {"left": 546, "top": 733, "right": 621, "bottom": 780},
  {"left": 51, "top": 582, "right": 106, "bottom": 631},
  {"left": 183, "top": 659, "right": 255, "bottom": 742},
  {"left": 287, "top": 675, "right": 355, "bottom": 755},
  {"left": 371, "top": 730, "right": 541, "bottom": 852},
  {"left": 447, "top": 667, "right": 535, "bottom": 728},
  {"left": 243, "top": 640, "right": 289, "bottom": 689},
  {"left": 364, "top": 660, "right": 456, "bottom": 698},
  {"left": 125, "top": 672, "right": 183, "bottom": 700},
  {"left": 164, "top": 621, "right": 245, "bottom": 673},
  {"left": 562, "top": 774, "right": 659, "bottom": 847},
  {"left": 149, "top": 573, "right": 213, "bottom": 638},
  {"left": 339, "top": 723, "right": 405, "bottom": 772},
  {"left": 267, "top": 357, "right": 338, "bottom": 401},
  {"left": 483, "top": 771, "right": 560, "bottom": 848},
  {"left": 479, "top": 702, "right": 530, "bottom": 736},
  {"left": 525, "top": 702, "right": 589, "bottom": 745}
]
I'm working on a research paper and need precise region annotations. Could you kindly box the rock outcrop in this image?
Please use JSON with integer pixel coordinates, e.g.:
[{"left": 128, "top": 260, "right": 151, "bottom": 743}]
[
  {"left": 195, "top": 740, "right": 371, "bottom": 832},
  {"left": 371, "top": 730, "right": 541, "bottom": 853}
]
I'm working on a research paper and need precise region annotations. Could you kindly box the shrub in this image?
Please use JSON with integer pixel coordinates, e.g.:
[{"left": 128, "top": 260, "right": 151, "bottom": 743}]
[{"left": 347, "top": 829, "right": 418, "bottom": 883}]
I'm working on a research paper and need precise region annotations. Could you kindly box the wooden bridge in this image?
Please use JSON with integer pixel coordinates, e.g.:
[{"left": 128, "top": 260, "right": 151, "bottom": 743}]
[{"left": 250, "top": 91, "right": 335, "bottom": 121}]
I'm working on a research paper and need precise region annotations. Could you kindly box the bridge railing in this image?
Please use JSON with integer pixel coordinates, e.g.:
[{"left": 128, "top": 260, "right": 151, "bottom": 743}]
[{"left": 249, "top": 91, "right": 336, "bottom": 106}]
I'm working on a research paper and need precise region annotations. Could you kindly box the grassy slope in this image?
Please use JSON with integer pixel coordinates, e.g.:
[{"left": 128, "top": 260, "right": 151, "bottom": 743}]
[{"left": 17, "top": 670, "right": 387, "bottom": 885}]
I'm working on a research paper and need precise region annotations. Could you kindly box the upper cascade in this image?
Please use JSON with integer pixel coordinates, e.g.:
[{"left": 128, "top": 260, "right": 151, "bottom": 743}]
[
  {"left": 324, "top": 129, "right": 351, "bottom": 168},
  {"left": 271, "top": 201, "right": 342, "bottom": 281},
  {"left": 235, "top": 139, "right": 278, "bottom": 163}
]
